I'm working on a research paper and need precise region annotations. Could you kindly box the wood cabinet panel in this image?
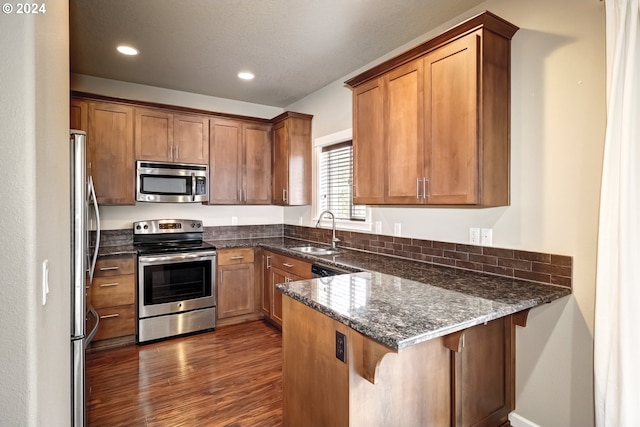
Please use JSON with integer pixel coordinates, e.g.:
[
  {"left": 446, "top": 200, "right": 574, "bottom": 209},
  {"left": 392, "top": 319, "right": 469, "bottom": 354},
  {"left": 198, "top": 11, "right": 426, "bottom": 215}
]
[
  {"left": 94, "top": 256, "right": 135, "bottom": 277},
  {"left": 352, "top": 79, "right": 385, "bottom": 204},
  {"left": 88, "top": 102, "right": 135, "bottom": 205},
  {"left": 70, "top": 98, "right": 88, "bottom": 132},
  {"left": 424, "top": 34, "right": 478, "bottom": 205},
  {"left": 218, "top": 263, "right": 255, "bottom": 319},
  {"left": 450, "top": 316, "right": 514, "bottom": 427},
  {"left": 173, "top": 114, "right": 209, "bottom": 164},
  {"left": 385, "top": 60, "right": 424, "bottom": 203},
  {"left": 243, "top": 123, "right": 272, "bottom": 204},
  {"left": 93, "top": 305, "right": 136, "bottom": 341},
  {"left": 209, "top": 119, "right": 271, "bottom": 205},
  {"left": 91, "top": 255, "right": 136, "bottom": 344},
  {"left": 271, "top": 112, "right": 312, "bottom": 206},
  {"left": 262, "top": 250, "right": 311, "bottom": 328},
  {"left": 91, "top": 275, "right": 135, "bottom": 308},
  {"left": 135, "top": 108, "right": 209, "bottom": 164},
  {"left": 347, "top": 12, "right": 517, "bottom": 207},
  {"left": 210, "top": 118, "right": 243, "bottom": 204},
  {"left": 134, "top": 108, "right": 173, "bottom": 162}
]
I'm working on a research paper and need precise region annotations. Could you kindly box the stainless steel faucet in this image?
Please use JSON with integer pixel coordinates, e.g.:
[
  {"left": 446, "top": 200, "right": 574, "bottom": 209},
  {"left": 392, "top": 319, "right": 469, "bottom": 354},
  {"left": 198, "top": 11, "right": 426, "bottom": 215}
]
[{"left": 315, "top": 210, "right": 340, "bottom": 249}]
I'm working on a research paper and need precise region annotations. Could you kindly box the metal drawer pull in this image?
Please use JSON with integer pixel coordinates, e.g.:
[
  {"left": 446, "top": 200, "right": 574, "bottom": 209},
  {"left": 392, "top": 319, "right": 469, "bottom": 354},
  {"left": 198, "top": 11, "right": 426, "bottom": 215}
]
[
  {"left": 230, "top": 256, "right": 244, "bottom": 260},
  {"left": 99, "top": 313, "right": 119, "bottom": 319},
  {"left": 99, "top": 266, "right": 120, "bottom": 271},
  {"left": 99, "top": 282, "right": 119, "bottom": 287},
  {"left": 282, "top": 263, "right": 294, "bottom": 268}
]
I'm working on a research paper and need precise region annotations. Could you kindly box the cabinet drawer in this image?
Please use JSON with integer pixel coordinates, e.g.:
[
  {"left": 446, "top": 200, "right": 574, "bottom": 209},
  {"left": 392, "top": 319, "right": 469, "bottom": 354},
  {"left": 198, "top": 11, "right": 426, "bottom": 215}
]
[
  {"left": 93, "top": 305, "right": 136, "bottom": 341},
  {"left": 91, "top": 275, "right": 135, "bottom": 308},
  {"left": 94, "top": 255, "right": 135, "bottom": 277},
  {"left": 268, "top": 252, "right": 311, "bottom": 279},
  {"left": 218, "top": 248, "right": 254, "bottom": 265}
]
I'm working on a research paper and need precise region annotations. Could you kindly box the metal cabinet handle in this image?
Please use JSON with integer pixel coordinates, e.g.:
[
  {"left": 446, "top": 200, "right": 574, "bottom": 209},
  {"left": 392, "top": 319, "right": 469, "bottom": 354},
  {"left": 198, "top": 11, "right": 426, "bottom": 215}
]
[
  {"left": 283, "top": 188, "right": 287, "bottom": 203},
  {"left": 99, "top": 313, "right": 119, "bottom": 319},
  {"left": 282, "top": 263, "right": 294, "bottom": 268},
  {"left": 99, "top": 282, "right": 119, "bottom": 287},
  {"left": 423, "top": 178, "right": 428, "bottom": 198},
  {"left": 99, "top": 266, "right": 119, "bottom": 271},
  {"left": 416, "top": 177, "right": 421, "bottom": 198},
  {"left": 266, "top": 255, "right": 271, "bottom": 269},
  {"left": 168, "top": 145, "right": 173, "bottom": 161},
  {"left": 230, "top": 256, "right": 244, "bottom": 260}
]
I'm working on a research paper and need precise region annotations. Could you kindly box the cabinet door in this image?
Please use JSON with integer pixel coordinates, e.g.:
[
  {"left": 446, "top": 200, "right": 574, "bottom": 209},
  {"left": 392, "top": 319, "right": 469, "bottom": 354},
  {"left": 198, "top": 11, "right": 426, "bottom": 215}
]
[
  {"left": 134, "top": 108, "right": 173, "bottom": 162},
  {"left": 173, "top": 114, "right": 209, "bottom": 164},
  {"left": 70, "top": 98, "right": 88, "bottom": 131},
  {"left": 353, "top": 78, "right": 385, "bottom": 204},
  {"left": 451, "top": 316, "right": 514, "bottom": 427},
  {"left": 424, "top": 34, "right": 479, "bottom": 204},
  {"left": 262, "top": 253, "right": 273, "bottom": 318},
  {"left": 210, "top": 119, "right": 243, "bottom": 204},
  {"left": 89, "top": 102, "right": 135, "bottom": 205},
  {"left": 218, "top": 263, "right": 255, "bottom": 319},
  {"left": 272, "top": 121, "right": 288, "bottom": 205},
  {"left": 385, "top": 59, "right": 425, "bottom": 204},
  {"left": 244, "top": 122, "right": 272, "bottom": 204},
  {"left": 270, "top": 267, "right": 287, "bottom": 326}
]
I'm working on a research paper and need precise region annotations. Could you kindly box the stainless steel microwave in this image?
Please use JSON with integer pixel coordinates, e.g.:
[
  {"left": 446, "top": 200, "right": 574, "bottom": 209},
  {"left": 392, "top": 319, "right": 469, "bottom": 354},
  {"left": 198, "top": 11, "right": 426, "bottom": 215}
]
[{"left": 136, "top": 161, "right": 209, "bottom": 203}]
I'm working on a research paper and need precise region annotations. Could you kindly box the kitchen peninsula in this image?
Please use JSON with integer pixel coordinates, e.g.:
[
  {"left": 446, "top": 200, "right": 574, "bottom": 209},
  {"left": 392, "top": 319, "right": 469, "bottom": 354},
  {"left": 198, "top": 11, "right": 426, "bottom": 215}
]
[{"left": 277, "top": 267, "right": 569, "bottom": 427}]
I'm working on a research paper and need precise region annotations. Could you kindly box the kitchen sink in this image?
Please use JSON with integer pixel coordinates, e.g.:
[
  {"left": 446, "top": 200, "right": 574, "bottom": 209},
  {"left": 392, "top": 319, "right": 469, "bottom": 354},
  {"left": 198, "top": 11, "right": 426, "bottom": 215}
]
[{"left": 289, "top": 245, "right": 341, "bottom": 256}]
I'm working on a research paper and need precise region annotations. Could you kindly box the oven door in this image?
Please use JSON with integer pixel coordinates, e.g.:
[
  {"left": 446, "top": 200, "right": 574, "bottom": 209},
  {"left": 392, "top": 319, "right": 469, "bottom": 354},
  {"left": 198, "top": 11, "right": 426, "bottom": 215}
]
[{"left": 138, "top": 250, "right": 217, "bottom": 319}]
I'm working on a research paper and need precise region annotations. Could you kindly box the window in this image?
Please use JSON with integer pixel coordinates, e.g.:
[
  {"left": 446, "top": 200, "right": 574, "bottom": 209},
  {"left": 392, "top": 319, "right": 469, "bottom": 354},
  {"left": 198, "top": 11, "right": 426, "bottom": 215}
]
[{"left": 318, "top": 141, "right": 366, "bottom": 221}]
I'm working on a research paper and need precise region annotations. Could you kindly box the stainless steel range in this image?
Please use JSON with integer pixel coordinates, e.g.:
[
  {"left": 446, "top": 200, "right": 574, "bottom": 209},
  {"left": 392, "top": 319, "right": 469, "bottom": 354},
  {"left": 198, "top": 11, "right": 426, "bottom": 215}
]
[{"left": 134, "top": 219, "right": 216, "bottom": 343}]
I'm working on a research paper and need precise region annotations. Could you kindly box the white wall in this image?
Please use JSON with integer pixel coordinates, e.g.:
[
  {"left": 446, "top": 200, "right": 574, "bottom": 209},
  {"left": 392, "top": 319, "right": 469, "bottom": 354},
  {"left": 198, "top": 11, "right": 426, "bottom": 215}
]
[
  {"left": 0, "top": 3, "right": 71, "bottom": 426},
  {"left": 285, "top": 1, "right": 605, "bottom": 426},
  {"left": 71, "top": 75, "right": 286, "bottom": 230}
]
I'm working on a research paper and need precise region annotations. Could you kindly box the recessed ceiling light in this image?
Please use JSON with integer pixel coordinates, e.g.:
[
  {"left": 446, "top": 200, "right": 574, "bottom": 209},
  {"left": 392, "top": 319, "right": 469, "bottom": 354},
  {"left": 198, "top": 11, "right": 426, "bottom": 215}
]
[
  {"left": 117, "top": 45, "right": 139, "bottom": 56},
  {"left": 238, "top": 72, "right": 255, "bottom": 80}
]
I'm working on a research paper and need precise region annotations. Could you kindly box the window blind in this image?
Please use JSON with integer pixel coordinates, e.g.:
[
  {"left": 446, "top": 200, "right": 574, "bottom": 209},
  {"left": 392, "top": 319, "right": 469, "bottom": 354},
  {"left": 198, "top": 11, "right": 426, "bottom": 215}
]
[{"left": 319, "top": 141, "right": 366, "bottom": 221}]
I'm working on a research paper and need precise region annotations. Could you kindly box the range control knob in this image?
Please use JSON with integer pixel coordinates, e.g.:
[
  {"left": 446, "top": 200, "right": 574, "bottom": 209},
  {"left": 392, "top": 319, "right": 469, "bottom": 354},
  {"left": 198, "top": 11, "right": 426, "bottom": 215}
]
[
  {"left": 143, "top": 224, "right": 149, "bottom": 230},
  {"left": 191, "top": 223, "right": 196, "bottom": 228},
  {"left": 135, "top": 225, "right": 141, "bottom": 230}
]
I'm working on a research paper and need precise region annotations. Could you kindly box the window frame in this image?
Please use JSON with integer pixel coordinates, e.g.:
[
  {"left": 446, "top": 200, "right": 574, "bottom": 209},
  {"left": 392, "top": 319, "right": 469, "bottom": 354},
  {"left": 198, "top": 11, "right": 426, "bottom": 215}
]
[{"left": 313, "top": 129, "right": 372, "bottom": 232}]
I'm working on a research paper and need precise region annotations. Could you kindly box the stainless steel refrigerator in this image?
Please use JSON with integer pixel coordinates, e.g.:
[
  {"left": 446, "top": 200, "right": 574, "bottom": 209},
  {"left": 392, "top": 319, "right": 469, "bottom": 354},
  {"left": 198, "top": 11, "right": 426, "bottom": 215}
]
[{"left": 70, "top": 130, "right": 101, "bottom": 427}]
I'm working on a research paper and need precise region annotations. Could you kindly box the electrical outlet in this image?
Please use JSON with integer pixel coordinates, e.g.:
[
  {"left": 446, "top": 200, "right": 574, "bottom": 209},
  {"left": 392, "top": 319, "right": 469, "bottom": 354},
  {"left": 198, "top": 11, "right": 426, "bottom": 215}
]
[
  {"left": 481, "top": 228, "right": 493, "bottom": 246},
  {"left": 469, "top": 228, "right": 480, "bottom": 245},
  {"left": 375, "top": 221, "right": 382, "bottom": 234},
  {"left": 231, "top": 216, "right": 238, "bottom": 225},
  {"left": 336, "top": 331, "right": 347, "bottom": 363}
]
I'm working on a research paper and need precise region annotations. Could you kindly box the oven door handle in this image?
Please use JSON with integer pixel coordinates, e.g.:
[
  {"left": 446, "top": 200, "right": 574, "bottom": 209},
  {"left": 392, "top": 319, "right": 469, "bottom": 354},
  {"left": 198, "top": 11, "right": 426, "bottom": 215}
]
[{"left": 139, "top": 251, "right": 217, "bottom": 264}]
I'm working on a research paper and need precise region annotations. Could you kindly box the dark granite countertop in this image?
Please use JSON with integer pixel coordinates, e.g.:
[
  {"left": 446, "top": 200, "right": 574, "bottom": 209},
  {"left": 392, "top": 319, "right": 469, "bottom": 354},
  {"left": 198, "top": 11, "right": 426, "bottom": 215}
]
[{"left": 98, "top": 236, "right": 570, "bottom": 350}]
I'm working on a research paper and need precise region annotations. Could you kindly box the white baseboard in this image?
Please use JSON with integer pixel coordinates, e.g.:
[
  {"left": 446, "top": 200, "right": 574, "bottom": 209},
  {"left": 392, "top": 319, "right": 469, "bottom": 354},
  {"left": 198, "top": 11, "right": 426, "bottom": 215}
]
[{"left": 510, "top": 412, "right": 542, "bottom": 427}]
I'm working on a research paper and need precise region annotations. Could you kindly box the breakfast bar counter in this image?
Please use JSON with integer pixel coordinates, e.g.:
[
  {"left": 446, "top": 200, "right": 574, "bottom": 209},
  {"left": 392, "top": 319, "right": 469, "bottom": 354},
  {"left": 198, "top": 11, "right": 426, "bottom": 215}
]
[{"left": 276, "top": 268, "right": 569, "bottom": 427}]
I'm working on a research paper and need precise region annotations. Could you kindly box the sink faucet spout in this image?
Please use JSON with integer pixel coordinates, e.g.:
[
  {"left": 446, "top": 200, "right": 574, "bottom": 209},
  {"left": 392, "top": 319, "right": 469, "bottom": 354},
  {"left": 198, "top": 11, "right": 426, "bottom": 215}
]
[{"left": 316, "top": 210, "right": 340, "bottom": 249}]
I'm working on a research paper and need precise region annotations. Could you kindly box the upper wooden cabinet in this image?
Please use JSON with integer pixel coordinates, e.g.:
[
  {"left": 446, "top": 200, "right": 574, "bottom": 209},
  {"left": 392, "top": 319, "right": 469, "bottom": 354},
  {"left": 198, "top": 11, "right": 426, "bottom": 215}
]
[
  {"left": 134, "top": 107, "right": 209, "bottom": 164},
  {"left": 70, "top": 98, "right": 88, "bottom": 132},
  {"left": 347, "top": 12, "right": 518, "bottom": 207},
  {"left": 209, "top": 118, "right": 272, "bottom": 204},
  {"left": 88, "top": 102, "right": 135, "bottom": 205},
  {"left": 271, "top": 112, "right": 313, "bottom": 206}
]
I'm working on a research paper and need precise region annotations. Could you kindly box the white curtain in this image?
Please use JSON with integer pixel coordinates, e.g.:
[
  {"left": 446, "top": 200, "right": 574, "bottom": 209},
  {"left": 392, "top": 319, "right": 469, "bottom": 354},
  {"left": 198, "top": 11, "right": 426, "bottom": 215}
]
[{"left": 594, "top": 0, "right": 640, "bottom": 426}]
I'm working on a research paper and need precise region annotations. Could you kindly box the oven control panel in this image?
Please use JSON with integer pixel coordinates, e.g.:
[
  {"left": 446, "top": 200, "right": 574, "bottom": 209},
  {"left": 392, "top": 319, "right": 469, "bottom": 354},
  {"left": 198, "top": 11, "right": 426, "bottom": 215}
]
[{"left": 134, "top": 219, "right": 203, "bottom": 235}]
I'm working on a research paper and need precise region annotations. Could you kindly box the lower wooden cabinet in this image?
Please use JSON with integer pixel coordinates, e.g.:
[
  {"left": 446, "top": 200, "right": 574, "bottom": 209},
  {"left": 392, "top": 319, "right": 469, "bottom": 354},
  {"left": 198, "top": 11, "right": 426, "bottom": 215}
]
[
  {"left": 90, "top": 255, "right": 136, "bottom": 345},
  {"left": 262, "top": 250, "right": 312, "bottom": 327},
  {"left": 216, "top": 248, "right": 261, "bottom": 327},
  {"left": 282, "top": 296, "right": 524, "bottom": 427}
]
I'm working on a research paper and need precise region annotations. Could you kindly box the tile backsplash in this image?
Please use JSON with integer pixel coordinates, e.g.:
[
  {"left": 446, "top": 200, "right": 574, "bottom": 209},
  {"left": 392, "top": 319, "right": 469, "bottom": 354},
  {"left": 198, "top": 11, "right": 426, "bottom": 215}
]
[
  {"left": 97, "top": 223, "right": 571, "bottom": 289},
  {"left": 284, "top": 225, "right": 572, "bottom": 289}
]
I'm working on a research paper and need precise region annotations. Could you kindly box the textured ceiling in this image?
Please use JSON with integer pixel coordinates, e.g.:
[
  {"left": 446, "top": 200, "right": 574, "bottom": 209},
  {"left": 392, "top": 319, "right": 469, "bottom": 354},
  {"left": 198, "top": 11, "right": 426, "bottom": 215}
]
[{"left": 70, "top": 0, "right": 484, "bottom": 107}]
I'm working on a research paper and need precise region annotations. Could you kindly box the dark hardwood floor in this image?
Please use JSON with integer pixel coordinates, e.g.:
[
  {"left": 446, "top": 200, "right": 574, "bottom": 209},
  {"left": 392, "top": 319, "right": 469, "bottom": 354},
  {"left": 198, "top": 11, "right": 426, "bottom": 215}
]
[{"left": 86, "top": 321, "right": 283, "bottom": 427}]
